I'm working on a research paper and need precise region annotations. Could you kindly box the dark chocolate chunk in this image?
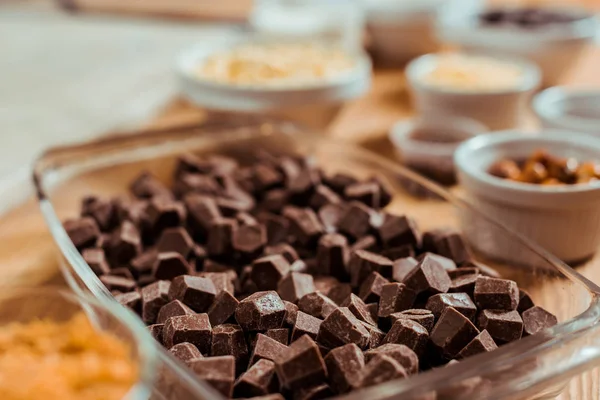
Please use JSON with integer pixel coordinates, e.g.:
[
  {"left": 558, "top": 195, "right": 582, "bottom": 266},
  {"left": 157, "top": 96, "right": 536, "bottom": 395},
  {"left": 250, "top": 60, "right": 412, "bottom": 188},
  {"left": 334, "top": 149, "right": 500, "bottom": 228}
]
[
  {"left": 169, "top": 342, "right": 202, "bottom": 362},
  {"left": 317, "top": 307, "right": 370, "bottom": 350},
  {"left": 349, "top": 250, "right": 392, "bottom": 288},
  {"left": 261, "top": 189, "right": 290, "bottom": 214},
  {"left": 310, "top": 185, "right": 342, "bottom": 210},
  {"left": 521, "top": 306, "right": 557, "bottom": 336},
  {"left": 110, "top": 220, "right": 142, "bottom": 265},
  {"left": 316, "top": 233, "right": 349, "bottom": 280},
  {"left": 318, "top": 203, "right": 345, "bottom": 233},
  {"left": 157, "top": 299, "right": 195, "bottom": 324},
  {"left": 189, "top": 356, "right": 236, "bottom": 397},
  {"left": 235, "top": 291, "right": 286, "bottom": 331},
  {"left": 284, "top": 301, "right": 299, "bottom": 328},
  {"left": 100, "top": 275, "right": 136, "bottom": 292},
  {"left": 376, "top": 214, "right": 420, "bottom": 249},
  {"left": 366, "top": 303, "right": 378, "bottom": 322},
  {"left": 265, "top": 243, "right": 299, "bottom": 264},
  {"left": 265, "top": 328, "right": 290, "bottom": 346},
  {"left": 448, "top": 267, "right": 479, "bottom": 279},
  {"left": 145, "top": 197, "right": 186, "bottom": 234},
  {"left": 456, "top": 329, "right": 497, "bottom": 359},
  {"left": 81, "top": 197, "right": 116, "bottom": 231},
  {"left": 148, "top": 324, "right": 164, "bottom": 344},
  {"left": 360, "top": 321, "right": 385, "bottom": 348},
  {"left": 403, "top": 254, "right": 451, "bottom": 296},
  {"left": 326, "top": 283, "right": 353, "bottom": 306},
  {"left": 207, "top": 290, "right": 240, "bottom": 326},
  {"left": 130, "top": 171, "right": 170, "bottom": 199},
  {"left": 197, "top": 271, "right": 235, "bottom": 295},
  {"left": 153, "top": 252, "right": 193, "bottom": 280},
  {"left": 449, "top": 274, "right": 479, "bottom": 297},
  {"left": 65, "top": 217, "right": 101, "bottom": 250},
  {"left": 206, "top": 218, "right": 237, "bottom": 257},
  {"left": 234, "top": 359, "right": 279, "bottom": 398},
  {"left": 156, "top": 227, "right": 194, "bottom": 258},
  {"left": 130, "top": 250, "right": 158, "bottom": 278},
  {"left": 274, "top": 335, "right": 327, "bottom": 390},
  {"left": 257, "top": 213, "right": 290, "bottom": 245},
  {"left": 233, "top": 224, "right": 268, "bottom": 260},
  {"left": 378, "top": 283, "right": 417, "bottom": 320},
  {"left": 211, "top": 324, "right": 249, "bottom": 374},
  {"left": 392, "top": 257, "right": 419, "bottom": 284},
  {"left": 250, "top": 333, "right": 289, "bottom": 366},
  {"left": 237, "top": 212, "right": 259, "bottom": 226},
  {"left": 184, "top": 194, "right": 222, "bottom": 239},
  {"left": 278, "top": 272, "right": 316, "bottom": 303},
  {"left": 283, "top": 206, "right": 324, "bottom": 247},
  {"left": 324, "top": 343, "right": 364, "bottom": 394},
  {"left": 337, "top": 202, "right": 373, "bottom": 240},
  {"left": 478, "top": 309, "right": 523, "bottom": 343},
  {"left": 288, "top": 168, "right": 321, "bottom": 204},
  {"left": 82, "top": 248, "right": 110, "bottom": 276},
  {"left": 175, "top": 153, "right": 212, "bottom": 176},
  {"left": 382, "top": 245, "right": 415, "bottom": 261},
  {"left": 390, "top": 309, "right": 435, "bottom": 333},
  {"left": 141, "top": 280, "right": 171, "bottom": 324},
  {"left": 434, "top": 232, "right": 473, "bottom": 264},
  {"left": 253, "top": 164, "right": 284, "bottom": 192},
  {"left": 252, "top": 255, "right": 291, "bottom": 291},
  {"left": 163, "top": 313, "right": 212, "bottom": 354},
  {"left": 114, "top": 291, "right": 141, "bottom": 314},
  {"left": 342, "top": 293, "right": 377, "bottom": 326},
  {"left": 430, "top": 307, "right": 480, "bottom": 359},
  {"left": 324, "top": 173, "right": 357, "bottom": 194},
  {"left": 298, "top": 292, "right": 339, "bottom": 320},
  {"left": 383, "top": 319, "right": 429, "bottom": 355},
  {"left": 417, "top": 253, "right": 457, "bottom": 271},
  {"left": 174, "top": 173, "right": 221, "bottom": 198},
  {"left": 474, "top": 276, "right": 519, "bottom": 311},
  {"left": 313, "top": 276, "right": 339, "bottom": 296},
  {"left": 168, "top": 275, "right": 217, "bottom": 312},
  {"left": 291, "top": 311, "right": 323, "bottom": 342},
  {"left": 353, "top": 354, "right": 407, "bottom": 389},
  {"left": 344, "top": 181, "right": 381, "bottom": 208},
  {"left": 294, "top": 384, "right": 333, "bottom": 400},
  {"left": 518, "top": 289, "right": 535, "bottom": 313},
  {"left": 350, "top": 235, "right": 378, "bottom": 253},
  {"left": 364, "top": 343, "right": 419, "bottom": 375},
  {"left": 426, "top": 293, "right": 477, "bottom": 320},
  {"left": 358, "top": 272, "right": 389, "bottom": 303}
]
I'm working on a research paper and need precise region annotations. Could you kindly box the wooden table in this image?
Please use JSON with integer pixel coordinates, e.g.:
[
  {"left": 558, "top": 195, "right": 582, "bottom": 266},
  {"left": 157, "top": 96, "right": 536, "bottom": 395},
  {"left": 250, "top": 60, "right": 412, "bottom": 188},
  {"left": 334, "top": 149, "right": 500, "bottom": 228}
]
[{"left": 3, "top": 4, "right": 600, "bottom": 400}]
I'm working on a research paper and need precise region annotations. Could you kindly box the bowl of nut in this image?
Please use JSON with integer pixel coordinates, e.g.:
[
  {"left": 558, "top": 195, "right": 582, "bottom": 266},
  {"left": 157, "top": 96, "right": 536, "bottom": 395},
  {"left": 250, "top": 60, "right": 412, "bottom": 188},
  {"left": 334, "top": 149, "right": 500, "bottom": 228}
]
[{"left": 455, "top": 131, "right": 600, "bottom": 264}]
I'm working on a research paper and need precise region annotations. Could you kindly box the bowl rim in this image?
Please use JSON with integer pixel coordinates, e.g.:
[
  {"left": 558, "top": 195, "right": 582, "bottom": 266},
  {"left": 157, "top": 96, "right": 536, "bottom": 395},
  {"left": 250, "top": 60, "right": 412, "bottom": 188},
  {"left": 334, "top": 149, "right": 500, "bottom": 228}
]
[
  {"left": 533, "top": 86, "right": 600, "bottom": 133},
  {"left": 454, "top": 130, "right": 600, "bottom": 194},
  {"left": 405, "top": 52, "right": 542, "bottom": 96}
]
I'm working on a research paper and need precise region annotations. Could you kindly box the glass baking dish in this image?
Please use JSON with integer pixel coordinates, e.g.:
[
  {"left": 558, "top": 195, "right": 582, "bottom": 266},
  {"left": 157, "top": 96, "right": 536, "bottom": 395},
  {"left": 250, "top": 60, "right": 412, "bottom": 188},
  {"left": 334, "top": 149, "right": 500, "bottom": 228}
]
[{"left": 33, "top": 117, "right": 600, "bottom": 400}]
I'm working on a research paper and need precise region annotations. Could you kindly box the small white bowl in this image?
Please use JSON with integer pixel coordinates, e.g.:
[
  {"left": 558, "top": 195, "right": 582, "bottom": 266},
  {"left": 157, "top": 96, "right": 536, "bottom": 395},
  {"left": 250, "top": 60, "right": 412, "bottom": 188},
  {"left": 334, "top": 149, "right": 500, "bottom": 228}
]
[
  {"left": 534, "top": 86, "right": 600, "bottom": 135},
  {"left": 455, "top": 131, "right": 600, "bottom": 264},
  {"left": 405, "top": 53, "right": 541, "bottom": 130},
  {"left": 177, "top": 38, "right": 372, "bottom": 112},
  {"left": 437, "top": 5, "right": 599, "bottom": 86},
  {"left": 389, "top": 115, "right": 488, "bottom": 184}
]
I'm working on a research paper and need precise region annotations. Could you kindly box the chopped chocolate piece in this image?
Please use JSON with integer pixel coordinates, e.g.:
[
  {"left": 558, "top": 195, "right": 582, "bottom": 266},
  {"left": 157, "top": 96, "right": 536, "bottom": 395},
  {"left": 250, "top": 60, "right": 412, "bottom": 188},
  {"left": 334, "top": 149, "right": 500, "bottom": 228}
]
[
  {"left": 294, "top": 384, "right": 333, "bottom": 400},
  {"left": 148, "top": 324, "right": 164, "bottom": 343},
  {"left": 358, "top": 272, "right": 389, "bottom": 303},
  {"left": 349, "top": 250, "right": 392, "bottom": 287},
  {"left": 298, "top": 292, "right": 339, "bottom": 319},
  {"left": 207, "top": 290, "right": 239, "bottom": 326},
  {"left": 110, "top": 267, "right": 135, "bottom": 280},
  {"left": 288, "top": 168, "right": 321, "bottom": 204},
  {"left": 390, "top": 309, "right": 435, "bottom": 333},
  {"left": 431, "top": 307, "right": 480, "bottom": 359},
  {"left": 291, "top": 311, "right": 322, "bottom": 342},
  {"left": 253, "top": 164, "right": 284, "bottom": 192},
  {"left": 421, "top": 228, "right": 450, "bottom": 254},
  {"left": 250, "top": 333, "right": 289, "bottom": 366},
  {"left": 434, "top": 231, "right": 473, "bottom": 264},
  {"left": 233, "top": 224, "right": 268, "bottom": 260},
  {"left": 237, "top": 212, "right": 259, "bottom": 226},
  {"left": 360, "top": 321, "right": 385, "bottom": 348},
  {"left": 189, "top": 356, "right": 236, "bottom": 397},
  {"left": 310, "top": 185, "right": 342, "bottom": 210},
  {"left": 153, "top": 252, "right": 193, "bottom": 280},
  {"left": 342, "top": 294, "right": 377, "bottom": 326},
  {"left": 417, "top": 253, "right": 457, "bottom": 271},
  {"left": 318, "top": 203, "right": 345, "bottom": 233},
  {"left": 449, "top": 274, "right": 479, "bottom": 297},
  {"left": 316, "top": 233, "right": 349, "bottom": 280},
  {"left": 354, "top": 354, "right": 407, "bottom": 389},
  {"left": 265, "top": 243, "right": 299, "bottom": 264},
  {"left": 100, "top": 275, "right": 136, "bottom": 292},
  {"left": 364, "top": 343, "right": 419, "bottom": 375},
  {"left": 518, "top": 289, "right": 535, "bottom": 313},
  {"left": 457, "top": 330, "right": 497, "bottom": 359},
  {"left": 114, "top": 291, "right": 141, "bottom": 314},
  {"left": 141, "top": 280, "right": 171, "bottom": 324},
  {"left": 522, "top": 306, "right": 558, "bottom": 336},
  {"left": 234, "top": 359, "right": 279, "bottom": 398},
  {"left": 324, "top": 173, "right": 357, "bottom": 194},
  {"left": 337, "top": 202, "right": 373, "bottom": 240},
  {"left": 279, "top": 156, "right": 302, "bottom": 184},
  {"left": 378, "top": 283, "right": 417, "bottom": 320},
  {"left": 208, "top": 154, "right": 238, "bottom": 175},
  {"left": 138, "top": 274, "right": 156, "bottom": 287},
  {"left": 350, "top": 235, "right": 378, "bottom": 253},
  {"left": 261, "top": 189, "right": 290, "bottom": 214},
  {"left": 366, "top": 303, "right": 378, "bottom": 322},
  {"left": 477, "top": 309, "right": 523, "bottom": 343},
  {"left": 184, "top": 194, "right": 222, "bottom": 239},
  {"left": 174, "top": 173, "right": 221, "bottom": 198},
  {"left": 317, "top": 307, "right": 371, "bottom": 350},
  {"left": 265, "top": 328, "right": 289, "bottom": 345},
  {"left": 130, "top": 171, "right": 170, "bottom": 199},
  {"left": 383, "top": 319, "right": 429, "bottom": 355},
  {"left": 130, "top": 250, "right": 158, "bottom": 278},
  {"left": 403, "top": 254, "right": 451, "bottom": 296},
  {"left": 448, "top": 267, "right": 479, "bottom": 279},
  {"left": 215, "top": 196, "right": 252, "bottom": 217},
  {"left": 145, "top": 197, "right": 186, "bottom": 234},
  {"left": 169, "top": 342, "right": 202, "bottom": 362},
  {"left": 278, "top": 272, "right": 316, "bottom": 303},
  {"left": 377, "top": 214, "right": 420, "bottom": 249},
  {"left": 157, "top": 300, "right": 195, "bottom": 324},
  {"left": 175, "top": 153, "right": 212, "bottom": 176},
  {"left": 252, "top": 255, "right": 292, "bottom": 291},
  {"left": 82, "top": 197, "right": 116, "bottom": 232},
  {"left": 206, "top": 218, "right": 237, "bottom": 257},
  {"left": 474, "top": 276, "right": 519, "bottom": 311},
  {"left": 344, "top": 181, "right": 381, "bottom": 208},
  {"left": 382, "top": 245, "right": 415, "bottom": 261},
  {"left": 463, "top": 260, "right": 501, "bottom": 278},
  {"left": 324, "top": 343, "right": 364, "bottom": 394},
  {"left": 156, "top": 227, "right": 194, "bottom": 258},
  {"left": 211, "top": 324, "right": 249, "bottom": 374},
  {"left": 235, "top": 291, "right": 286, "bottom": 331},
  {"left": 392, "top": 257, "right": 419, "bottom": 283},
  {"left": 109, "top": 220, "right": 142, "bottom": 265},
  {"left": 283, "top": 206, "right": 324, "bottom": 247},
  {"left": 274, "top": 335, "right": 327, "bottom": 390},
  {"left": 168, "top": 275, "right": 217, "bottom": 312},
  {"left": 371, "top": 177, "right": 393, "bottom": 207},
  {"left": 163, "top": 313, "right": 212, "bottom": 354},
  {"left": 284, "top": 301, "right": 299, "bottom": 328},
  {"left": 426, "top": 293, "right": 477, "bottom": 320},
  {"left": 312, "top": 276, "right": 338, "bottom": 295},
  {"left": 64, "top": 217, "right": 101, "bottom": 250},
  {"left": 82, "top": 248, "right": 110, "bottom": 276},
  {"left": 197, "top": 271, "right": 235, "bottom": 295},
  {"left": 326, "top": 283, "right": 353, "bottom": 306}
]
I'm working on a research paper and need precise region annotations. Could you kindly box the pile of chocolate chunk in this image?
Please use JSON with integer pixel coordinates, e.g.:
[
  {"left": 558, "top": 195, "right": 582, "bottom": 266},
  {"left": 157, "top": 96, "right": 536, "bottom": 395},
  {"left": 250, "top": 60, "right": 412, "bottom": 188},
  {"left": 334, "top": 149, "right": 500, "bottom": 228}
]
[{"left": 63, "top": 151, "right": 558, "bottom": 399}]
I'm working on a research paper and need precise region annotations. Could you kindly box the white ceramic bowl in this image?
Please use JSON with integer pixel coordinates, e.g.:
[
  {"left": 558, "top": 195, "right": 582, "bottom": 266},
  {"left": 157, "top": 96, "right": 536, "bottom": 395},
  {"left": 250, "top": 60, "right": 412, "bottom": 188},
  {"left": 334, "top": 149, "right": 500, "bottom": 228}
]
[
  {"left": 177, "top": 38, "right": 372, "bottom": 112},
  {"left": 534, "top": 86, "right": 600, "bottom": 135},
  {"left": 455, "top": 131, "right": 600, "bottom": 264},
  {"left": 437, "top": 5, "right": 599, "bottom": 86},
  {"left": 389, "top": 115, "right": 488, "bottom": 184},
  {"left": 405, "top": 53, "right": 541, "bottom": 131}
]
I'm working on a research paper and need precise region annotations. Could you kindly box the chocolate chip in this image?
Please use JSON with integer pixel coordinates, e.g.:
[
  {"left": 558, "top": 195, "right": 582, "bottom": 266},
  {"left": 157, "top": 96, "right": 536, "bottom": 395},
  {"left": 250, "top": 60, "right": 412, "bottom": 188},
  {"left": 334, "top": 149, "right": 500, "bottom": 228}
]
[
  {"left": 145, "top": 197, "right": 186, "bottom": 234},
  {"left": 207, "top": 290, "right": 239, "bottom": 326},
  {"left": 156, "top": 227, "right": 194, "bottom": 258},
  {"left": 342, "top": 293, "right": 377, "bottom": 326},
  {"left": 153, "top": 252, "right": 193, "bottom": 280},
  {"left": 234, "top": 359, "right": 279, "bottom": 398},
  {"left": 324, "top": 173, "right": 357, "bottom": 194},
  {"left": 174, "top": 173, "right": 221, "bottom": 198},
  {"left": 391, "top": 257, "right": 418, "bottom": 282},
  {"left": 456, "top": 330, "right": 498, "bottom": 359},
  {"left": 114, "top": 291, "right": 141, "bottom": 314},
  {"left": 310, "top": 185, "right": 342, "bottom": 210},
  {"left": 189, "top": 356, "right": 236, "bottom": 397},
  {"left": 236, "top": 291, "right": 286, "bottom": 331},
  {"left": 291, "top": 311, "right": 322, "bottom": 342},
  {"left": 81, "top": 197, "right": 116, "bottom": 231},
  {"left": 65, "top": 217, "right": 101, "bottom": 250},
  {"left": 163, "top": 313, "right": 212, "bottom": 354},
  {"left": 130, "top": 250, "right": 158, "bottom": 278},
  {"left": 168, "top": 275, "right": 217, "bottom": 312},
  {"left": 141, "top": 280, "right": 171, "bottom": 324},
  {"left": 349, "top": 250, "right": 392, "bottom": 288},
  {"left": 448, "top": 267, "right": 479, "bottom": 279},
  {"left": 344, "top": 181, "right": 382, "bottom": 208},
  {"left": 378, "top": 283, "right": 417, "bottom": 320},
  {"left": 318, "top": 203, "right": 345, "bottom": 234},
  {"left": 317, "top": 307, "right": 371, "bottom": 350},
  {"left": 82, "top": 248, "right": 110, "bottom": 275},
  {"left": 350, "top": 235, "right": 378, "bottom": 253},
  {"left": 261, "top": 189, "right": 290, "bottom": 214},
  {"left": 100, "top": 275, "right": 136, "bottom": 292},
  {"left": 383, "top": 319, "right": 429, "bottom": 355},
  {"left": 197, "top": 271, "right": 235, "bottom": 295},
  {"left": 518, "top": 289, "right": 535, "bottom": 313},
  {"left": 376, "top": 214, "right": 420, "bottom": 249},
  {"left": 157, "top": 299, "right": 195, "bottom": 324},
  {"left": 353, "top": 354, "right": 407, "bottom": 389},
  {"left": 211, "top": 324, "right": 249, "bottom": 374},
  {"left": 316, "top": 233, "right": 349, "bottom": 280},
  {"left": 474, "top": 276, "right": 519, "bottom": 311},
  {"left": 390, "top": 309, "right": 435, "bottom": 333},
  {"left": 250, "top": 333, "right": 289, "bottom": 366},
  {"left": 169, "top": 342, "right": 202, "bottom": 362},
  {"left": 258, "top": 213, "right": 290, "bottom": 245},
  {"left": 521, "top": 306, "right": 557, "bottom": 336},
  {"left": 449, "top": 274, "right": 479, "bottom": 297},
  {"left": 274, "top": 335, "right": 327, "bottom": 390},
  {"left": 324, "top": 343, "right": 365, "bottom": 394},
  {"left": 477, "top": 309, "right": 523, "bottom": 343},
  {"left": 337, "top": 202, "right": 373, "bottom": 240},
  {"left": 326, "top": 283, "right": 353, "bottom": 306},
  {"left": 403, "top": 254, "right": 451, "bottom": 296},
  {"left": 251, "top": 255, "right": 291, "bottom": 291},
  {"left": 278, "top": 272, "right": 316, "bottom": 303},
  {"left": 206, "top": 218, "right": 237, "bottom": 257},
  {"left": 283, "top": 206, "right": 324, "bottom": 247},
  {"left": 430, "top": 307, "right": 480, "bottom": 359},
  {"left": 233, "top": 224, "right": 268, "bottom": 260},
  {"left": 382, "top": 245, "right": 415, "bottom": 261},
  {"left": 130, "top": 172, "right": 170, "bottom": 199},
  {"left": 253, "top": 164, "right": 284, "bottom": 192},
  {"left": 284, "top": 301, "right": 299, "bottom": 328},
  {"left": 360, "top": 321, "right": 385, "bottom": 348},
  {"left": 364, "top": 343, "right": 419, "bottom": 375},
  {"left": 358, "top": 272, "right": 389, "bottom": 303},
  {"left": 298, "top": 292, "right": 339, "bottom": 320},
  {"left": 184, "top": 194, "right": 222, "bottom": 239},
  {"left": 265, "top": 328, "right": 289, "bottom": 345},
  {"left": 426, "top": 293, "right": 477, "bottom": 320},
  {"left": 366, "top": 303, "right": 378, "bottom": 322},
  {"left": 148, "top": 324, "right": 164, "bottom": 343},
  {"left": 434, "top": 232, "right": 472, "bottom": 264}
]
